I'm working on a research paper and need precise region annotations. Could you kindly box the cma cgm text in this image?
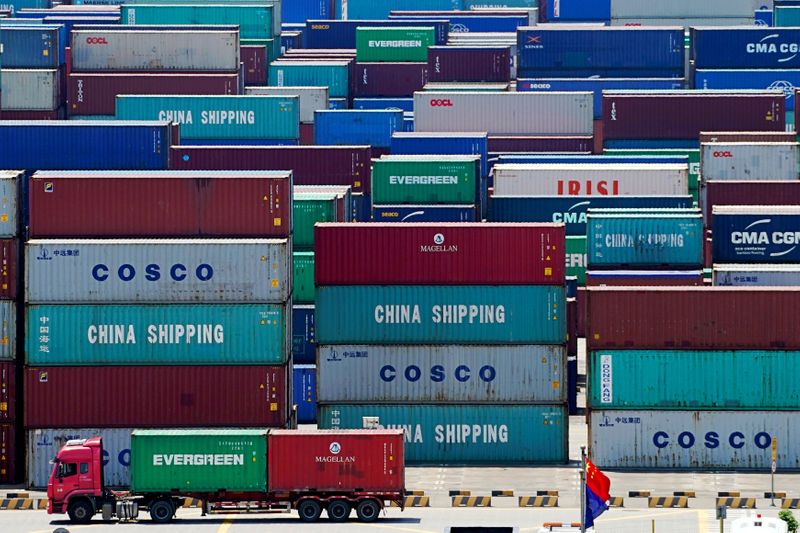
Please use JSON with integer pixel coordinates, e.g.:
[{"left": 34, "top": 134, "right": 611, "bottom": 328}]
[
  {"left": 374, "top": 304, "right": 505, "bottom": 324},
  {"left": 732, "top": 231, "right": 800, "bottom": 244}
]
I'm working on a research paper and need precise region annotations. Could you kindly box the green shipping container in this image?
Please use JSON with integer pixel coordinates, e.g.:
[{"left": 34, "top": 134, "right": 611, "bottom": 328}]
[
  {"left": 25, "top": 304, "right": 290, "bottom": 365},
  {"left": 566, "top": 236, "right": 587, "bottom": 285},
  {"left": 372, "top": 155, "right": 479, "bottom": 204},
  {"left": 115, "top": 95, "right": 300, "bottom": 140},
  {"left": 125, "top": 0, "right": 282, "bottom": 36},
  {"left": 356, "top": 27, "right": 435, "bottom": 62},
  {"left": 269, "top": 62, "right": 350, "bottom": 98},
  {"left": 293, "top": 251, "right": 315, "bottom": 304},
  {"left": 294, "top": 193, "right": 339, "bottom": 250},
  {"left": 130, "top": 429, "right": 268, "bottom": 493},
  {"left": 121, "top": 5, "right": 274, "bottom": 40},
  {"left": 603, "top": 148, "right": 700, "bottom": 195},
  {"left": 318, "top": 404, "right": 567, "bottom": 464},
  {"left": 316, "top": 285, "right": 566, "bottom": 344}
]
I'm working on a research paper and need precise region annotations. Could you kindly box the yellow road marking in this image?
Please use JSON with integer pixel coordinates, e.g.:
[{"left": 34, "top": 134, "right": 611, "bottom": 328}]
[
  {"left": 216, "top": 516, "right": 234, "bottom": 533},
  {"left": 698, "top": 509, "right": 710, "bottom": 533}
]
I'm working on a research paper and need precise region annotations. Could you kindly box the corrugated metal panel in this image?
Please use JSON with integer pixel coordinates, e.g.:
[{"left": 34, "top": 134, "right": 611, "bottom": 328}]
[
  {"left": 371, "top": 155, "right": 479, "bottom": 204},
  {"left": 694, "top": 70, "right": 800, "bottom": 112},
  {"left": 590, "top": 410, "right": 800, "bottom": 470},
  {"left": 24, "top": 365, "right": 290, "bottom": 428},
  {"left": 292, "top": 305, "right": 316, "bottom": 364},
  {"left": 372, "top": 204, "right": 478, "bottom": 222},
  {"left": 0, "top": 304, "right": 16, "bottom": 361},
  {"left": 345, "top": 0, "right": 460, "bottom": 19},
  {"left": 0, "top": 362, "right": 15, "bottom": 422},
  {"left": 121, "top": 5, "right": 274, "bottom": 40},
  {"left": 413, "top": 91, "right": 593, "bottom": 136},
  {"left": 586, "top": 270, "right": 705, "bottom": 287},
  {"left": 305, "top": 19, "right": 449, "bottom": 49},
  {"left": 25, "top": 239, "right": 289, "bottom": 303},
  {"left": 356, "top": 27, "right": 434, "bottom": 62},
  {"left": 1, "top": 69, "right": 60, "bottom": 111},
  {"left": 268, "top": 61, "right": 350, "bottom": 98},
  {"left": 492, "top": 164, "right": 689, "bottom": 196},
  {"left": 317, "top": 285, "right": 566, "bottom": 345},
  {"left": 602, "top": 149, "right": 700, "bottom": 191},
  {"left": 428, "top": 46, "right": 510, "bottom": 83},
  {"left": 391, "top": 132, "right": 488, "bottom": 178},
  {"left": 566, "top": 236, "right": 587, "bottom": 285},
  {"left": 702, "top": 180, "right": 800, "bottom": 219},
  {"left": 587, "top": 287, "right": 800, "bottom": 350},
  {"left": 0, "top": 424, "right": 15, "bottom": 484},
  {"left": 714, "top": 264, "right": 800, "bottom": 286},
  {"left": 292, "top": 251, "right": 314, "bottom": 304},
  {"left": 352, "top": 62, "right": 429, "bottom": 98},
  {"left": 587, "top": 212, "right": 703, "bottom": 267},
  {"left": 692, "top": 28, "right": 800, "bottom": 69},
  {"left": 122, "top": 0, "right": 282, "bottom": 36},
  {"left": 245, "top": 86, "right": 328, "bottom": 124},
  {"left": 294, "top": 193, "right": 339, "bottom": 250},
  {"left": 318, "top": 344, "right": 565, "bottom": 403},
  {"left": 713, "top": 206, "right": 800, "bottom": 263},
  {"left": 314, "top": 110, "right": 403, "bottom": 148},
  {"left": 700, "top": 142, "right": 799, "bottom": 181},
  {"left": 0, "top": 171, "right": 20, "bottom": 238},
  {"left": 293, "top": 364, "right": 317, "bottom": 423},
  {"left": 71, "top": 28, "right": 240, "bottom": 72},
  {"left": 700, "top": 132, "right": 793, "bottom": 144},
  {"left": 0, "top": 26, "right": 64, "bottom": 68},
  {"left": 610, "top": 0, "right": 765, "bottom": 18},
  {"left": 25, "top": 303, "right": 290, "bottom": 365},
  {"left": 318, "top": 403, "right": 567, "bottom": 464},
  {"left": 589, "top": 350, "right": 800, "bottom": 410}
]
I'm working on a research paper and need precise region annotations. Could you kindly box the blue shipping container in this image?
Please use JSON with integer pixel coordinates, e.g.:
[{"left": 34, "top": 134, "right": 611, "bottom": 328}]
[
  {"left": 390, "top": 14, "right": 527, "bottom": 33},
  {"left": 372, "top": 204, "right": 478, "bottom": 222},
  {"left": 0, "top": 121, "right": 172, "bottom": 171},
  {"left": 328, "top": 98, "right": 348, "bottom": 110},
  {"left": 0, "top": 25, "right": 65, "bottom": 67},
  {"left": 0, "top": 0, "right": 50, "bottom": 16},
  {"left": 304, "top": 19, "right": 449, "bottom": 49},
  {"left": 282, "top": 0, "right": 331, "bottom": 24},
  {"left": 517, "top": 27, "right": 684, "bottom": 78},
  {"left": 713, "top": 207, "right": 800, "bottom": 263},
  {"left": 691, "top": 27, "right": 800, "bottom": 69},
  {"left": 292, "top": 305, "right": 316, "bottom": 364},
  {"left": 391, "top": 132, "right": 489, "bottom": 178},
  {"left": 541, "top": 0, "right": 610, "bottom": 21},
  {"left": 345, "top": 0, "right": 461, "bottom": 21},
  {"left": 42, "top": 16, "right": 120, "bottom": 35},
  {"left": 351, "top": 193, "right": 372, "bottom": 222},
  {"left": 293, "top": 364, "right": 317, "bottom": 424},
  {"left": 280, "top": 30, "right": 302, "bottom": 53},
  {"left": 353, "top": 98, "right": 414, "bottom": 112},
  {"left": 756, "top": 9, "right": 774, "bottom": 26},
  {"left": 314, "top": 110, "right": 403, "bottom": 148},
  {"left": 693, "top": 69, "right": 800, "bottom": 111},
  {"left": 489, "top": 196, "right": 693, "bottom": 236}
]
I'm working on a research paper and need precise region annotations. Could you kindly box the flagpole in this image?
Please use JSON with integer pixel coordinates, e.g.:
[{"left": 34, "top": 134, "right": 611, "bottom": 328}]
[{"left": 580, "top": 446, "right": 586, "bottom": 533}]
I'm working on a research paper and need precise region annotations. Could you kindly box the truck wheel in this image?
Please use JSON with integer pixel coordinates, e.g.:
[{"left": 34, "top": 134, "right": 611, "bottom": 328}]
[
  {"left": 356, "top": 499, "right": 380, "bottom": 522},
  {"left": 67, "top": 500, "right": 94, "bottom": 524},
  {"left": 326, "top": 500, "right": 350, "bottom": 522},
  {"left": 297, "top": 499, "right": 322, "bottom": 522},
  {"left": 149, "top": 500, "right": 175, "bottom": 524}
]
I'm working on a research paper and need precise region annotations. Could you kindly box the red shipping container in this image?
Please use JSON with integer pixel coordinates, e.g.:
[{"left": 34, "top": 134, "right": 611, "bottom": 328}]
[
  {"left": 0, "top": 109, "right": 64, "bottom": 120},
  {"left": 0, "top": 363, "right": 15, "bottom": 423},
  {"left": 352, "top": 62, "right": 428, "bottom": 97},
  {"left": 28, "top": 170, "right": 291, "bottom": 238},
  {"left": 585, "top": 270, "right": 705, "bottom": 287},
  {"left": 315, "top": 223, "right": 566, "bottom": 285},
  {"left": 267, "top": 430, "right": 404, "bottom": 493},
  {"left": 427, "top": 46, "right": 511, "bottom": 83},
  {"left": 702, "top": 181, "right": 800, "bottom": 220},
  {"left": 699, "top": 131, "right": 796, "bottom": 144},
  {"left": 241, "top": 45, "right": 267, "bottom": 86},
  {"left": 24, "top": 365, "right": 289, "bottom": 428},
  {"left": 488, "top": 136, "right": 593, "bottom": 153},
  {"left": 0, "top": 240, "right": 17, "bottom": 300},
  {"left": 602, "top": 93, "right": 785, "bottom": 140},
  {"left": 0, "top": 423, "right": 15, "bottom": 484},
  {"left": 576, "top": 286, "right": 586, "bottom": 338},
  {"left": 567, "top": 297, "right": 577, "bottom": 356},
  {"left": 299, "top": 123, "right": 314, "bottom": 145},
  {"left": 593, "top": 119, "right": 604, "bottom": 155},
  {"left": 67, "top": 72, "right": 239, "bottom": 116},
  {"left": 169, "top": 146, "right": 372, "bottom": 194},
  {"left": 587, "top": 287, "right": 800, "bottom": 350}
]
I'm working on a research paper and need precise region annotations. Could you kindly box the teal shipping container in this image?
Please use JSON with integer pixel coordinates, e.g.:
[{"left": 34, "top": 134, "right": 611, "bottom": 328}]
[
  {"left": 25, "top": 303, "right": 290, "bottom": 365},
  {"left": 293, "top": 251, "right": 314, "bottom": 304},
  {"left": 124, "top": 0, "right": 282, "bottom": 36},
  {"left": 589, "top": 350, "right": 800, "bottom": 410},
  {"left": 268, "top": 62, "right": 350, "bottom": 98},
  {"left": 318, "top": 403, "right": 568, "bottom": 464},
  {"left": 316, "top": 285, "right": 566, "bottom": 345},
  {"left": 115, "top": 95, "right": 300, "bottom": 140},
  {"left": 121, "top": 5, "right": 275, "bottom": 40},
  {"left": 587, "top": 211, "right": 703, "bottom": 268}
]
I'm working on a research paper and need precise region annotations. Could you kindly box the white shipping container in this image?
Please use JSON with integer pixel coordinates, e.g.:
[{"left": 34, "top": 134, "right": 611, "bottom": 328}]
[
  {"left": 713, "top": 264, "right": 800, "bottom": 286},
  {"left": 245, "top": 86, "right": 328, "bottom": 124},
  {"left": 0, "top": 301, "right": 16, "bottom": 361},
  {"left": 610, "top": 17, "right": 754, "bottom": 26},
  {"left": 70, "top": 29, "right": 240, "bottom": 72},
  {"left": 492, "top": 163, "right": 689, "bottom": 196},
  {"left": 25, "top": 239, "right": 290, "bottom": 303},
  {"left": 413, "top": 91, "right": 593, "bottom": 136},
  {"left": 590, "top": 410, "right": 800, "bottom": 470},
  {"left": 610, "top": 0, "right": 767, "bottom": 19},
  {"left": 317, "top": 344, "right": 566, "bottom": 403},
  {"left": 701, "top": 142, "right": 800, "bottom": 181},
  {"left": 0, "top": 171, "right": 20, "bottom": 238},
  {"left": 1, "top": 70, "right": 61, "bottom": 111}
]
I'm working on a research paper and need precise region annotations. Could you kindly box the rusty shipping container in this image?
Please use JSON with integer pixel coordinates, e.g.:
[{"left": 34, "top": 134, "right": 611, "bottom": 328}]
[
  {"left": 24, "top": 365, "right": 289, "bottom": 428},
  {"left": 587, "top": 287, "right": 800, "bottom": 350},
  {"left": 315, "top": 223, "right": 565, "bottom": 285}
]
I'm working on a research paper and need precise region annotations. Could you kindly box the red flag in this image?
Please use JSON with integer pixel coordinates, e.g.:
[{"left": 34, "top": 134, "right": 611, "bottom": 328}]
[{"left": 586, "top": 458, "right": 611, "bottom": 502}]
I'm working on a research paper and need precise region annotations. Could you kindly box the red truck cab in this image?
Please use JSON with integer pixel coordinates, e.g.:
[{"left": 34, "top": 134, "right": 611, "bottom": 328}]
[{"left": 48, "top": 437, "right": 108, "bottom": 523}]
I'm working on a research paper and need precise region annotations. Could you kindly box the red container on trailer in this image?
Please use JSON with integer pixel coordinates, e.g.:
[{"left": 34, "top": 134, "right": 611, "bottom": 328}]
[
  {"left": 267, "top": 430, "right": 405, "bottom": 492},
  {"left": 427, "top": 46, "right": 511, "bottom": 83},
  {"left": 0, "top": 363, "right": 15, "bottom": 423},
  {"left": 24, "top": 365, "right": 289, "bottom": 428},
  {"left": 488, "top": 136, "right": 592, "bottom": 153},
  {"left": 241, "top": 45, "right": 267, "bottom": 86},
  {"left": 701, "top": 181, "right": 800, "bottom": 219},
  {"left": 315, "top": 223, "right": 565, "bottom": 285},
  {"left": 0, "top": 424, "right": 14, "bottom": 484},
  {"left": 28, "top": 170, "right": 291, "bottom": 238},
  {"left": 587, "top": 287, "right": 800, "bottom": 350}
]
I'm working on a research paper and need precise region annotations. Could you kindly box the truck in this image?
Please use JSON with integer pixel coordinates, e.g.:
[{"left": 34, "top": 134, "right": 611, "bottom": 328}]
[{"left": 47, "top": 429, "right": 405, "bottom": 524}]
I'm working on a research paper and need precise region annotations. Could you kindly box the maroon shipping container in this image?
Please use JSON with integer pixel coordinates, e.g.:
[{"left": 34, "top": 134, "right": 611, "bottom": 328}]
[
  {"left": 169, "top": 146, "right": 372, "bottom": 194},
  {"left": 427, "top": 46, "right": 511, "bottom": 83},
  {"left": 602, "top": 93, "right": 785, "bottom": 140},
  {"left": 28, "top": 170, "right": 291, "bottom": 238},
  {"left": 0, "top": 109, "right": 64, "bottom": 120},
  {"left": 587, "top": 287, "right": 800, "bottom": 350},
  {"left": 701, "top": 180, "right": 800, "bottom": 219},
  {"left": 585, "top": 270, "right": 705, "bottom": 286},
  {"left": 593, "top": 119, "right": 604, "bottom": 155},
  {"left": 315, "top": 223, "right": 566, "bottom": 285},
  {"left": 0, "top": 240, "right": 17, "bottom": 300},
  {"left": 241, "top": 45, "right": 267, "bottom": 86},
  {"left": 0, "top": 424, "right": 14, "bottom": 484},
  {"left": 567, "top": 297, "right": 577, "bottom": 356},
  {"left": 24, "top": 365, "right": 289, "bottom": 428},
  {"left": 67, "top": 72, "right": 239, "bottom": 116},
  {"left": 699, "top": 131, "right": 796, "bottom": 144},
  {"left": 352, "top": 62, "right": 428, "bottom": 97},
  {"left": 0, "top": 363, "right": 15, "bottom": 424},
  {"left": 299, "top": 123, "right": 314, "bottom": 145},
  {"left": 576, "top": 286, "right": 586, "bottom": 338},
  {"left": 488, "top": 136, "right": 593, "bottom": 153},
  {"left": 267, "top": 430, "right": 405, "bottom": 492}
]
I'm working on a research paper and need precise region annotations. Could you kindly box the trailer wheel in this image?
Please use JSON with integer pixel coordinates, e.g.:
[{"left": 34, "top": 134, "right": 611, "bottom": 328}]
[
  {"left": 326, "top": 500, "right": 350, "bottom": 522},
  {"left": 297, "top": 499, "right": 322, "bottom": 522},
  {"left": 356, "top": 499, "right": 380, "bottom": 522},
  {"left": 67, "top": 499, "right": 94, "bottom": 524},
  {"left": 149, "top": 499, "right": 175, "bottom": 524}
]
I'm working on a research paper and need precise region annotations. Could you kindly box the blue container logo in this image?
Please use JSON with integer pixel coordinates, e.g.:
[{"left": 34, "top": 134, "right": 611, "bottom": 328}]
[
  {"left": 91, "top": 263, "right": 214, "bottom": 283},
  {"left": 652, "top": 430, "right": 773, "bottom": 451}
]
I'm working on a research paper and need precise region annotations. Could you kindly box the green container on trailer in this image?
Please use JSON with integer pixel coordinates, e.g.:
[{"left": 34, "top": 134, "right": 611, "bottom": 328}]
[
  {"left": 115, "top": 95, "right": 300, "bottom": 140},
  {"left": 603, "top": 148, "right": 700, "bottom": 198},
  {"left": 130, "top": 429, "right": 268, "bottom": 493},
  {"left": 293, "top": 251, "right": 315, "bottom": 304},
  {"left": 293, "top": 193, "right": 339, "bottom": 250},
  {"left": 121, "top": 5, "right": 274, "bottom": 40},
  {"left": 269, "top": 62, "right": 350, "bottom": 98},
  {"left": 371, "top": 155, "right": 479, "bottom": 204},
  {"left": 356, "top": 27, "right": 435, "bottom": 63},
  {"left": 566, "top": 236, "right": 587, "bottom": 285}
]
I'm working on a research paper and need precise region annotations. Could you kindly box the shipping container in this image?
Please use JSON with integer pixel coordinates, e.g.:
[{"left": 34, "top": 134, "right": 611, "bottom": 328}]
[
  {"left": 28, "top": 170, "right": 291, "bottom": 237},
  {"left": 169, "top": 145, "right": 370, "bottom": 194},
  {"left": 691, "top": 27, "right": 800, "bottom": 69},
  {"left": 305, "top": 19, "right": 449, "bottom": 49},
  {"left": 713, "top": 206, "right": 800, "bottom": 263},
  {"left": 293, "top": 251, "right": 314, "bottom": 304},
  {"left": 487, "top": 136, "right": 593, "bottom": 153},
  {"left": 68, "top": 72, "right": 239, "bottom": 117},
  {"left": 590, "top": 410, "right": 800, "bottom": 470},
  {"left": 610, "top": 0, "right": 766, "bottom": 19},
  {"left": 427, "top": 46, "right": 510, "bottom": 83},
  {"left": 701, "top": 180, "right": 800, "bottom": 220},
  {"left": 0, "top": 424, "right": 14, "bottom": 484},
  {"left": 268, "top": 430, "right": 404, "bottom": 491},
  {"left": 352, "top": 62, "right": 428, "bottom": 98},
  {"left": 268, "top": 61, "right": 350, "bottom": 98},
  {"left": 700, "top": 142, "right": 799, "bottom": 181},
  {"left": 693, "top": 69, "right": 800, "bottom": 111},
  {"left": 318, "top": 403, "right": 567, "bottom": 464},
  {"left": 283, "top": 0, "right": 330, "bottom": 23},
  {"left": 245, "top": 86, "right": 328, "bottom": 124},
  {"left": 0, "top": 25, "right": 65, "bottom": 67},
  {"left": 586, "top": 270, "right": 705, "bottom": 286},
  {"left": 294, "top": 193, "right": 342, "bottom": 250},
  {"left": 121, "top": 5, "right": 274, "bottom": 40},
  {"left": 370, "top": 155, "right": 479, "bottom": 205},
  {"left": 566, "top": 236, "right": 587, "bottom": 285},
  {"left": 241, "top": 45, "right": 267, "bottom": 86},
  {"left": 353, "top": 97, "right": 414, "bottom": 111},
  {"left": 1, "top": 69, "right": 60, "bottom": 111},
  {"left": 714, "top": 264, "right": 800, "bottom": 286},
  {"left": 344, "top": 0, "right": 460, "bottom": 21},
  {"left": 315, "top": 223, "right": 565, "bottom": 285},
  {"left": 0, "top": 362, "right": 15, "bottom": 422},
  {"left": 391, "top": 132, "right": 488, "bottom": 178},
  {"left": 24, "top": 365, "right": 289, "bottom": 428},
  {"left": 293, "top": 364, "right": 316, "bottom": 424},
  {"left": 391, "top": 13, "right": 528, "bottom": 33},
  {"left": 292, "top": 304, "right": 315, "bottom": 364},
  {"left": 0, "top": 240, "right": 18, "bottom": 300},
  {"left": 587, "top": 287, "right": 800, "bottom": 350},
  {"left": 700, "top": 131, "right": 795, "bottom": 144},
  {"left": 317, "top": 285, "right": 565, "bottom": 345},
  {"left": 355, "top": 27, "right": 434, "bottom": 62},
  {"left": 26, "top": 239, "right": 289, "bottom": 303},
  {"left": 540, "top": 0, "right": 609, "bottom": 21},
  {"left": 116, "top": 95, "right": 300, "bottom": 141},
  {"left": 603, "top": 149, "right": 701, "bottom": 191},
  {"left": 414, "top": 91, "right": 593, "bottom": 136},
  {"left": 318, "top": 344, "right": 565, "bottom": 404},
  {"left": 0, "top": 173, "right": 19, "bottom": 238},
  {"left": 71, "top": 27, "right": 240, "bottom": 72},
  {"left": 121, "top": 0, "right": 283, "bottom": 36},
  {"left": 372, "top": 204, "right": 478, "bottom": 222},
  {"left": 314, "top": 110, "right": 402, "bottom": 148}
]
